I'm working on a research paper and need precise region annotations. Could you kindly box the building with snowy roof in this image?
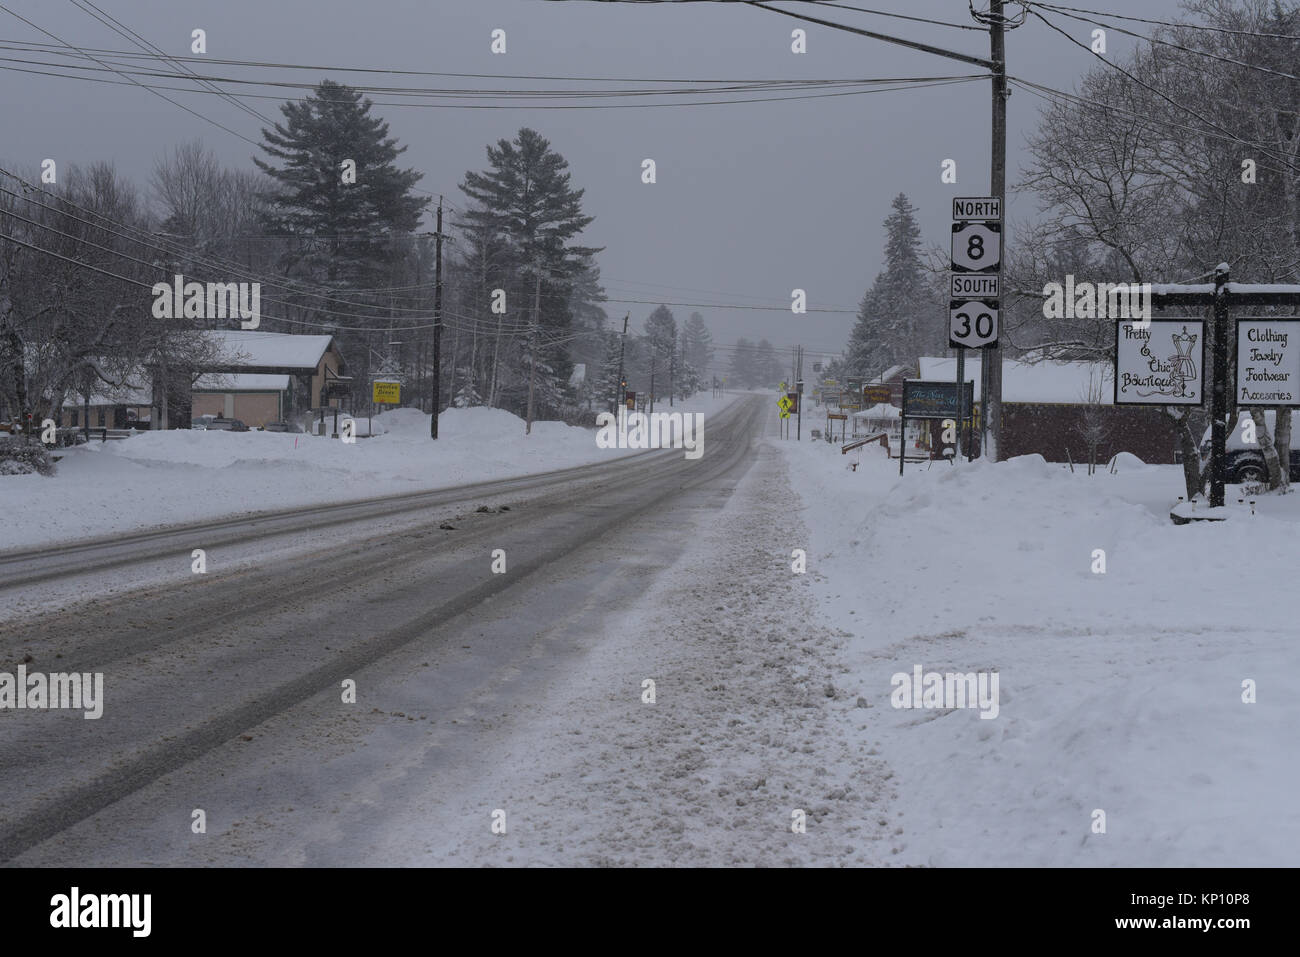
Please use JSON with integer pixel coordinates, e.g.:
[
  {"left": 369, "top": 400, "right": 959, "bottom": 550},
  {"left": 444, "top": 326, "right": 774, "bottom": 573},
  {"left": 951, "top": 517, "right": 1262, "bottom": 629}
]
[
  {"left": 913, "top": 356, "right": 1180, "bottom": 463},
  {"left": 187, "top": 331, "right": 345, "bottom": 427}
]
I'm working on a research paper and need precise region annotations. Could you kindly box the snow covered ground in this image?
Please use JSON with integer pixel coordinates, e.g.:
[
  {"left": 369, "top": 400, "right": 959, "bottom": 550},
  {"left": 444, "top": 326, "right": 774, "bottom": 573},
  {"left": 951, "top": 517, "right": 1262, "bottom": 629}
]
[
  {"left": 0, "top": 392, "right": 734, "bottom": 550},
  {"left": 778, "top": 438, "right": 1300, "bottom": 866}
]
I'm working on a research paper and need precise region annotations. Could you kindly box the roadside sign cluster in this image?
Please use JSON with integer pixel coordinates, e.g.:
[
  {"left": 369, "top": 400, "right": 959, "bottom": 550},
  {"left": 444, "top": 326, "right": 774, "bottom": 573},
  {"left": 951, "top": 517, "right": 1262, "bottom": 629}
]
[{"left": 950, "top": 197, "right": 1000, "bottom": 349}]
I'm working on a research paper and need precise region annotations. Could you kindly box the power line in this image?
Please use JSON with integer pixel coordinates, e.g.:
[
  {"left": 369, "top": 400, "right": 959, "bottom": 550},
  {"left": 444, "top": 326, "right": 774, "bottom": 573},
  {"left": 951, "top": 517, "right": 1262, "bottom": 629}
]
[
  {"left": 0, "top": 2, "right": 262, "bottom": 148},
  {"left": 1007, "top": 75, "right": 1300, "bottom": 180},
  {"left": 0, "top": 180, "right": 438, "bottom": 314},
  {"left": 1029, "top": 2, "right": 1300, "bottom": 42},
  {"left": 0, "top": 36, "right": 979, "bottom": 83},
  {"left": 0, "top": 58, "right": 984, "bottom": 108},
  {"left": 67, "top": 0, "right": 274, "bottom": 128},
  {"left": 742, "top": 1, "right": 996, "bottom": 69},
  {"left": 1028, "top": 1, "right": 1300, "bottom": 86},
  {"left": 1026, "top": 6, "right": 1300, "bottom": 176},
  {"left": 789, "top": 1, "right": 985, "bottom": 31}
]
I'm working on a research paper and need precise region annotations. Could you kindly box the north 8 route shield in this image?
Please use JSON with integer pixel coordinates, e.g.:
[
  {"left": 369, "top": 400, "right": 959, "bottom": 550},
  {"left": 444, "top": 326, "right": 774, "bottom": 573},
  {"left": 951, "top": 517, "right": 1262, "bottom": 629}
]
[{"left": 951, "top": 221, "right": 1001, "bottom": 273}]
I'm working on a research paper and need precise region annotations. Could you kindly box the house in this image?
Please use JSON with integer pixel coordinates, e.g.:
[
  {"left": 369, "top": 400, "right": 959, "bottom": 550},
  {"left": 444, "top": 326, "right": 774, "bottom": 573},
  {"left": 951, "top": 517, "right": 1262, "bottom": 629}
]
[
  {"left": 193, "top": 331, "right": 345, "bottom": 421},
  {"left": 59, "top": 376, "right": 153, "bottom": 430},
  {"left": 915, "top": 356, "right": 1179, "bottom": 463},
  {"left": 191, "top": 373, "right": 292, "bottom": 427},
  {"left": 866, "top": 364, "right": 914, "bottom": 408}
]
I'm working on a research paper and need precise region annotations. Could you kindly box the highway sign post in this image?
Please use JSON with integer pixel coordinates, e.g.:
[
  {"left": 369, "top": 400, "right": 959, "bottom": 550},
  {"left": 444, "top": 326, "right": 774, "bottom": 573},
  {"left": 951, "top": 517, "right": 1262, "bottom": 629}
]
[
  {"left": 371, "top": 379, "right": 401, "bottom": 438},
  {"left": 950, "top": 197, "right": 1002, "bottom": 461}
]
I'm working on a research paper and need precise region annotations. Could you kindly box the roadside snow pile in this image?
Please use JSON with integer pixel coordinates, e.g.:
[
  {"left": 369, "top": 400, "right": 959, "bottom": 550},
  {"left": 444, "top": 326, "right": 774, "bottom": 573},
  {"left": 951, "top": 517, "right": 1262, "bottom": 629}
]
[
  {"left": 0, "top": 407, "right": 618, "bottom": 549},
  {"left": 781, "top": 443, "right": 1300, "bottom": 867},
  {"left": 0, "top": 391, "right": 737, "bottom": 550}
]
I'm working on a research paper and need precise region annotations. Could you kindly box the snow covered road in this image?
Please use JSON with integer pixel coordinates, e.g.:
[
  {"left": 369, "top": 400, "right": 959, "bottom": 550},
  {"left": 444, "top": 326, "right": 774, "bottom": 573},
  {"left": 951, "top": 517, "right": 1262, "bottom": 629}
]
[{"left": 3, "top": 393, "right": 899, "bottom": 865}]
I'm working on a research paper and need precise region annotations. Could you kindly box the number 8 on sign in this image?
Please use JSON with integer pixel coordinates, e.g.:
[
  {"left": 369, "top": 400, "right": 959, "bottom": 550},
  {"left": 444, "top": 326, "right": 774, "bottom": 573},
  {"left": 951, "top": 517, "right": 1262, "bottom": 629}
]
[
  {"left": 951, "top": 221, "right": 1000, "bottom": 273},
  {"left": 949, "top": 300, "right": 999, "bottom": 348}
]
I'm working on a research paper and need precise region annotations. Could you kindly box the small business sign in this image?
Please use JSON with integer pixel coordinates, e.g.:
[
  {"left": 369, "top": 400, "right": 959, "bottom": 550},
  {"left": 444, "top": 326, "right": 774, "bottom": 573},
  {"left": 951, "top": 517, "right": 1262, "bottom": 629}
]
[
  {"left": 863, "top": 384, "right": 892, "bottom": 405},
  {"left": 1114, "top": 319, "right": 1204, "bottom": 406},
  {"left": 902, "top": 380, "right": 974, "bottom": 419},
  {"left": 1236, "top": 318, "right": 1300, "bottom": 407},
  {"left": 372, "top": 380, "right": 401, "bottom": 404}
]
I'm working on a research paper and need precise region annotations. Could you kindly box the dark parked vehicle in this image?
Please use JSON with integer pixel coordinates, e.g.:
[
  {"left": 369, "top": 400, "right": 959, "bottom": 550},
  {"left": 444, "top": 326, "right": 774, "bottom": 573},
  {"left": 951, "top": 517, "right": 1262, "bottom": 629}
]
[
  {"left": 260, "top": 420, "right": 304, "bottom": 433},
  {"left": 1201, "top": 413, "right": 1300, "bottom": 484},
  {"left": 205, "top": 417, "right": 250, "bottom": 432}
]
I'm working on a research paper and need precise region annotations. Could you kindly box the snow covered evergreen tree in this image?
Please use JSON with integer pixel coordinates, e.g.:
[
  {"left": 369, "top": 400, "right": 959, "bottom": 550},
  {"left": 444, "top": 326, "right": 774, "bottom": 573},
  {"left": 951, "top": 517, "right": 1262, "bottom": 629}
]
[{"left": 846, "top": 193, "right": 925, "bottom": 378}]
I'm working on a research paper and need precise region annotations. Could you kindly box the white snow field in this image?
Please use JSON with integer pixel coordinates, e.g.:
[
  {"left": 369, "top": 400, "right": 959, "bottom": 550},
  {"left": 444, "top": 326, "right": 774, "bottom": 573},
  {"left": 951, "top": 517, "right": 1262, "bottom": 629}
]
[
  {"left": 0, "top": 392, "right": 734, "bottom": 550},
  {"left": 780, "top": 438, "right": 1300, "bottom": 866}
]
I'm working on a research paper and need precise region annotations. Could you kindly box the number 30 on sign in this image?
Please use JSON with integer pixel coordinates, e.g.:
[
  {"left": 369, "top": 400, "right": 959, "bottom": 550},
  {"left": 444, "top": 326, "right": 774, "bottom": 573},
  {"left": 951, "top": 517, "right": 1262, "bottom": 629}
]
[{"left": 949, "top": 300, "right": 999, "bottom": 348}]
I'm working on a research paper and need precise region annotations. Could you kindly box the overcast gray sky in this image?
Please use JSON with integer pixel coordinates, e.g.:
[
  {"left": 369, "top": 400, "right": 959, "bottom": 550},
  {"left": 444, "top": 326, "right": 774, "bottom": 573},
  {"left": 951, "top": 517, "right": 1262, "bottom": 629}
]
[{"left": 1, "top": 0, "right": 1190, "bottom": 368}]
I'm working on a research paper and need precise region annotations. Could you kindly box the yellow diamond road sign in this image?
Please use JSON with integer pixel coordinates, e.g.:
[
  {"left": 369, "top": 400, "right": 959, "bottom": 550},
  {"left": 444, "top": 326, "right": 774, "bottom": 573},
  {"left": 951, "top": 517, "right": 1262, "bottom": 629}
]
[{"left": 777, "top": 395, "right": 792, "bottom": 412}]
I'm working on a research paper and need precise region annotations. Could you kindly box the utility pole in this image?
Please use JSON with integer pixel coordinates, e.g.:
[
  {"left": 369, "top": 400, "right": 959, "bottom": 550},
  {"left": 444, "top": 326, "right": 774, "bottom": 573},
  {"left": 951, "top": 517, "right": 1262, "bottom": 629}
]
[
  {"left": 790, "top": 343, "right": 800, "bottom": 442},
  {"left": 649, "top": 353, "right": 656, "bottom": 414},
  {"left": 525, "top": 260, "right": 542, "bottom": 435},
  {"left": 752, "top": 1, "right": 1005, "bottom": 460},
  {"left": 430, "top": 198, "right": 444, "bottom": 439},
  {"left": 613, "top": 312, "right": 629, "bottom": 414},
  {"left": 983, "top": 0, "right": 1008, "bottom": 463},
  {"left": 669, "top": 343, "right": 675, "bottom": 407}
]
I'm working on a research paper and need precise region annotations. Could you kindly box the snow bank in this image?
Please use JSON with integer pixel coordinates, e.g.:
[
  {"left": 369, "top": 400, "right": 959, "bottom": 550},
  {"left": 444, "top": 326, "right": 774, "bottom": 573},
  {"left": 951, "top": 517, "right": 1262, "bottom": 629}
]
[
  {"left": 0, "top": 392, "right": 735, "bottom": 550},
  {"left": 780, "top": 442, "right": 1300, "bottom": 866}
]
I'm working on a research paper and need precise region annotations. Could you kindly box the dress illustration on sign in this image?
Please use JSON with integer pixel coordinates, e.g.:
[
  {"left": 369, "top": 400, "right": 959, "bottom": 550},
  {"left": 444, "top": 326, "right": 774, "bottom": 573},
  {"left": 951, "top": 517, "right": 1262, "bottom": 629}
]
[
  {"left": 1168, "top": 328, "right": 1198, "bottom": 397},
  {"left": 1132, "top": 326, "right": 1198, "bottom": 398}
]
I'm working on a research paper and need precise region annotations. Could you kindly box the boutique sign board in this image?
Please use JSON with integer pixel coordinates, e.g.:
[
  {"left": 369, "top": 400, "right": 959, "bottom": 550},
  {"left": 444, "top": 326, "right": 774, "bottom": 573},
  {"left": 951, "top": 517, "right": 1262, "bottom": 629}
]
[
  {"left": 1114, "top": 319, "right": 1204, "bottom": 406},
  {"left": 1236, "top": 319, "right": 1300, "bottom": 407}
]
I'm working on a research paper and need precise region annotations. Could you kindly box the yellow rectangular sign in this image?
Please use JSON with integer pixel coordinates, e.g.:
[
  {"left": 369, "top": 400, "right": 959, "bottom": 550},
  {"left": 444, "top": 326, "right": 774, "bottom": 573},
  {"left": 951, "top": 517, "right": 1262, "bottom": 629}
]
[{"left": 372, "top": 381, "right": 400, "bottom": 404}]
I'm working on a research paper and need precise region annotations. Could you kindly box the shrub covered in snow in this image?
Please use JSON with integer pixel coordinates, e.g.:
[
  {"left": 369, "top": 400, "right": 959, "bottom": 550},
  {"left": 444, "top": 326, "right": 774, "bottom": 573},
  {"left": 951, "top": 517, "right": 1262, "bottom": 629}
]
[{"left": 0, "top": 440, "right": 56, "bottom": 476}]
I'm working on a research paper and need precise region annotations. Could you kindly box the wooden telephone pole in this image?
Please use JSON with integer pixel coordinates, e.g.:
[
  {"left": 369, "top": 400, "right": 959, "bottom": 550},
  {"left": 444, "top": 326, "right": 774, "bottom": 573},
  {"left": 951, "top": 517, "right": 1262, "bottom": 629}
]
[{"left": 430, "top": 198, "right": 444, "bottom": 440}]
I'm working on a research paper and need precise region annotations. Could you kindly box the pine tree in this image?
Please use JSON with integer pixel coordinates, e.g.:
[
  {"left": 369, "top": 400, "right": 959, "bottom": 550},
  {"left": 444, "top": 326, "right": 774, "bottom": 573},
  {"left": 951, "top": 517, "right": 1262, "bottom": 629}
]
[
  {"left": 754, "top": 338, "right": 780, "bottom": 387},
  {"left": 459, "top": 129, "right": 601, "bottom": 419},
  {"left": 682, "top": 311, "right": 713, "bottom": 380},
  {"left": 255, "top": 79, "right": 429, "bottom": 286},
  {"left": 728, "top": 337, "right": 755, "bottom": 387},
  {"left": 453, "top": 366, "right": 482, "bottom": 408},
  {"left": 845, "top": 193, "right": 925, "bottom": 377}
]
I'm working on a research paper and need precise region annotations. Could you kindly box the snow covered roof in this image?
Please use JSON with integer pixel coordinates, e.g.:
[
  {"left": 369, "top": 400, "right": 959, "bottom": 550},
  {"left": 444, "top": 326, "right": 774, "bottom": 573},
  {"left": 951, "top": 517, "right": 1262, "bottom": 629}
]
[
  {"left": 62, "top": 383, "right": 152, "bottom": 407},
  {"left": 873, "top": 364, "right": 912, "bottom": 383},
  {"left": 194, "top": 373, "right": 291, "bottom": 392},
  {"left": 916, "top": 357, "right": 1114, "bottom": 405},
  {"left": 199, "top": 331, "right": 336, "bottom": 370},
  {"left": 60, "top": 372, "right": 152, "bottom": 407},
  {"left": 853, "top": 402, "right": 900, "bottom": 419}
]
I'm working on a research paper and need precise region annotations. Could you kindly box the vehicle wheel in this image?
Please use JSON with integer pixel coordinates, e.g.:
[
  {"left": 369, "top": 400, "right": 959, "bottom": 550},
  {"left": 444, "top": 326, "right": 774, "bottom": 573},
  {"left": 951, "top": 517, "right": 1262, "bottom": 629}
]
[{"left": 1234, "top": 462, "right": 1266, "bottom": 484}]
